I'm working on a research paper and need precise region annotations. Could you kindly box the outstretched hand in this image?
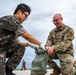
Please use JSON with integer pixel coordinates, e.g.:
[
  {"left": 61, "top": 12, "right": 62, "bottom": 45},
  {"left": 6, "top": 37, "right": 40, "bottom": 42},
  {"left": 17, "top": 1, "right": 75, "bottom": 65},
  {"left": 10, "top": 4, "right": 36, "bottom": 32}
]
[
  {"left": 27, "top": 42, "right": 36, "bottom": 48},
  {"left": 39, "top": 43, "right": 45, "bottom": 49}
]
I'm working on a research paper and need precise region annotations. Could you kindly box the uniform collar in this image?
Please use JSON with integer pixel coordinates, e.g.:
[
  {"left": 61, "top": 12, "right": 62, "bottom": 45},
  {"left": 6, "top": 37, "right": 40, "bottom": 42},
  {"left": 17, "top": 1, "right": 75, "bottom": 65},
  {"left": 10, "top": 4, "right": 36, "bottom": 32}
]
[
  {"left": 55, "top": 24, "right": 66, "bottom": 32},
  {"left": 13, "top": 15, "right": 21, "bottom": 24}
]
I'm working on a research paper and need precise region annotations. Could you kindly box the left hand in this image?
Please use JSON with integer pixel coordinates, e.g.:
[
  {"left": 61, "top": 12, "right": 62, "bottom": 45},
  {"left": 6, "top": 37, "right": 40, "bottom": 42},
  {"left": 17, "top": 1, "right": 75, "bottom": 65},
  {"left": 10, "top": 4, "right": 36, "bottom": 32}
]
[
  {"left": 27, "top": 42, "right": 36, "bottom": 48},
  {"left": 46, "top": 46, "right": 54, "bottom": 54}
]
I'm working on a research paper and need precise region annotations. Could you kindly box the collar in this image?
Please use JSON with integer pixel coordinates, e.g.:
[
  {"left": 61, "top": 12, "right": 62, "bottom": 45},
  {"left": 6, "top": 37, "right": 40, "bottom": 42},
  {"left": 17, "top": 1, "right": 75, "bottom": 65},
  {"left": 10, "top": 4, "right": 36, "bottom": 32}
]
[
  {"left": 55, "top": 24, "right": 66, "bottom": 32},
  {"left": 13, "top": 15, "right": 21, "bottom": 24}
]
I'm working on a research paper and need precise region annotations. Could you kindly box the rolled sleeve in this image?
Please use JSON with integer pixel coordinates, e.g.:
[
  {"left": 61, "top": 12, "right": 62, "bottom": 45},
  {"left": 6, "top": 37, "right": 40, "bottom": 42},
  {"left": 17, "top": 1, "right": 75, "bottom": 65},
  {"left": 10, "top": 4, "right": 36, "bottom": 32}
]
[{"left": 15, "top": 27, "right": 27, "bottom": 37}]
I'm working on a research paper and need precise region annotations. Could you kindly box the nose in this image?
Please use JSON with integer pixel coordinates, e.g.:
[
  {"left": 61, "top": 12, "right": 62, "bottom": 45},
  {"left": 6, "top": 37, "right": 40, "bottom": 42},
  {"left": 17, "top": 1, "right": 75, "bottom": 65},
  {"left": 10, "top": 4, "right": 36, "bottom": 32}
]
[{"left": 54, "top": 21, "right": 57, "bottom": 24}]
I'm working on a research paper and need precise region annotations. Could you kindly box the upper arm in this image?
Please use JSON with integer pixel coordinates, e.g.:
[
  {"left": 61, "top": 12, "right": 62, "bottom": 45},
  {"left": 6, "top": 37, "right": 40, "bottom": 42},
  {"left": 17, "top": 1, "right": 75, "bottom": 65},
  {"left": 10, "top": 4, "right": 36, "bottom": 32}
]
[{"left": 21, "top": 32, "right": 32, "bottom": 40}]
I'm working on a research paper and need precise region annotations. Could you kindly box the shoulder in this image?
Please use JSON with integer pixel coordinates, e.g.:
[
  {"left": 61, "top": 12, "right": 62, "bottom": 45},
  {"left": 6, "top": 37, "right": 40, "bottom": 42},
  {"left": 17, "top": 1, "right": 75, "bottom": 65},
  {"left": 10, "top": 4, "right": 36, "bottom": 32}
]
[
  {"left": 64, "top": 25, "right": 72, "bottom": 29},
  {"left": 0, "top": 15, "right": 22, "bottom": 31},
  {"left": 64, "top": 25, "right": 74, "bottom": 35},
  {"left": 1, "top": 15, "right": 15, "bottom": 21},
  {"left": 1, "top": 15, "right": 20, "bottom": 25},
  {"left": 64, "top": 25, "right": 74, "bottom": 31}
]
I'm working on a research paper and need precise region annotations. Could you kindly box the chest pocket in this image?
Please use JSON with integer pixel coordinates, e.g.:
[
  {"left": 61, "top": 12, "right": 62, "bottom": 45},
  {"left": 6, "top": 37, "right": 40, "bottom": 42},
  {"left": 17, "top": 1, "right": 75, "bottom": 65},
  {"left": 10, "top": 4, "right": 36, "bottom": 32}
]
[{"left": 52, "top": 27, "right": 69, "bottom": 45}]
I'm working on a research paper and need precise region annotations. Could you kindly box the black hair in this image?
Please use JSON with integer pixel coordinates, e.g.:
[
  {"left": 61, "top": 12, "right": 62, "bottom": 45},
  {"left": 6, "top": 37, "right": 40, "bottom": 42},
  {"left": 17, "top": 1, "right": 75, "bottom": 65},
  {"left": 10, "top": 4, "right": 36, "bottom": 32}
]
[{"left": 14, "top": 3, "right": 31, "bottom": 15}]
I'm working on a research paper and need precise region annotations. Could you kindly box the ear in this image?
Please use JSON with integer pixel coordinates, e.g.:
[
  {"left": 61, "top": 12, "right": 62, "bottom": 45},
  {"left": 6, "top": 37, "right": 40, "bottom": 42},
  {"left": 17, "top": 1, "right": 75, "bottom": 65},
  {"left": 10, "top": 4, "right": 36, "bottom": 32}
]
[
  {"left": 17, "top": 10, "right": 22, "bottom": 14},
  {"left": 61, "top": 17, "right": 63, "bottom": 20}
]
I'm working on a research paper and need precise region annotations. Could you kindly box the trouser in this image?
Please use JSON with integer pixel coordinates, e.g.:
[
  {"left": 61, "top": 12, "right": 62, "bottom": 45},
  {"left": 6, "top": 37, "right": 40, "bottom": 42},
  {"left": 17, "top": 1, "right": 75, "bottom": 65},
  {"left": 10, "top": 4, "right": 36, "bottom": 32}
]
[
  {"left": 0, "top": 42, "right": 25, "bottom": 75},
  {"left": 48, "top": 52, "right": 75, "bottom": 75},
  {"left": 21, "top": 66, "right": 27, "bottom": 70},
  {"left": 0, "top": 50, "right": 6, "bottom": 75}
]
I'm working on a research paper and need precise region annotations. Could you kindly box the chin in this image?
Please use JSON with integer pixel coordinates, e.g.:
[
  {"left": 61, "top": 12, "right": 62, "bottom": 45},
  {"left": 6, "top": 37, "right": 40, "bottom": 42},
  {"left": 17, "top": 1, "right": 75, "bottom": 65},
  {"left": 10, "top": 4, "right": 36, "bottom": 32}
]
[{"left": 21, "top": 21, "right": 23, "bottom": 23}]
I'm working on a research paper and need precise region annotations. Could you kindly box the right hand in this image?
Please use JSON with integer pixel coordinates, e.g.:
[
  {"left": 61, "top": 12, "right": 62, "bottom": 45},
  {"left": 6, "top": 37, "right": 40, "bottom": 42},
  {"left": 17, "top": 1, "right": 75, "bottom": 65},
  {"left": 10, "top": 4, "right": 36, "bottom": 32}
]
[{"left": 39, "top": 43, "right": 45, "bottom": 49}]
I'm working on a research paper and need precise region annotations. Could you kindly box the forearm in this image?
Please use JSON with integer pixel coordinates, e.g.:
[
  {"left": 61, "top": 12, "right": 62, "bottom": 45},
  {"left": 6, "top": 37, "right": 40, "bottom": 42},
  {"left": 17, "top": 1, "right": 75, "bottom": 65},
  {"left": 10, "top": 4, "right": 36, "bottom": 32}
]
[
  {"left": 27, "top": 37, "right": 41, "bottom": 45},
  {"left": 22, "top": 32, "right": 41, "bottom": 45},
  {"left": 18, "top": 41, "right": 28, "bottom": 47},
  {"left": 54, "top": 40, "right": 72, "bottom": 52}
]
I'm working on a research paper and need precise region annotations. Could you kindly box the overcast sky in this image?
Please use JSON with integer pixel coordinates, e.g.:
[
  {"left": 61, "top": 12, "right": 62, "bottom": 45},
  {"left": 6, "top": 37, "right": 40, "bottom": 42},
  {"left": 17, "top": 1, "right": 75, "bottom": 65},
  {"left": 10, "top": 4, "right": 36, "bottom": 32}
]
[{"left": 0, "top": 0, "right": 76, "bottom": 69}]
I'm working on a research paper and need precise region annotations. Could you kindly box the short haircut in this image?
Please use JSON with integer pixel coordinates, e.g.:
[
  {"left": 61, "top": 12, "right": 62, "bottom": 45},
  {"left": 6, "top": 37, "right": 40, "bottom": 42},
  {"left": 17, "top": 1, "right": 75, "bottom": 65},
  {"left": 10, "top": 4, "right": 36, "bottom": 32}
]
[{"left": 14, "top": 3, "right": 31, "bottom": 15}]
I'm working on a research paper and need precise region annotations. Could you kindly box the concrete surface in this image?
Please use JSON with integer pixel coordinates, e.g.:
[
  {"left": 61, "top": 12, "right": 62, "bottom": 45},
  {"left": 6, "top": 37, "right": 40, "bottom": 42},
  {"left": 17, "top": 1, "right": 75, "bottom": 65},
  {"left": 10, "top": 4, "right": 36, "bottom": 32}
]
[{"left": 13, "top": 69, "right": 53, "bottom": 75}]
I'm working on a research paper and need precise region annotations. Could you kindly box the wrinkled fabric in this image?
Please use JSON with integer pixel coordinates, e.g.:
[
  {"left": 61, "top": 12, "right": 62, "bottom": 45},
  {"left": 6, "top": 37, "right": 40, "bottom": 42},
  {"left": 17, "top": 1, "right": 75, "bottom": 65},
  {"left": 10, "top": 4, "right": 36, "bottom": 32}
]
[
  {"left": 0, "top": 15, "right": 26, "bottom": 75},
  {"left": 0, "top": 50, "right": 6, "bottom": 75},
  {"left": 45, "top": 25, "right": 75, "bottom": 75},
  {"left": 31, "top": 47, "right": 48, "bottom": 75}
]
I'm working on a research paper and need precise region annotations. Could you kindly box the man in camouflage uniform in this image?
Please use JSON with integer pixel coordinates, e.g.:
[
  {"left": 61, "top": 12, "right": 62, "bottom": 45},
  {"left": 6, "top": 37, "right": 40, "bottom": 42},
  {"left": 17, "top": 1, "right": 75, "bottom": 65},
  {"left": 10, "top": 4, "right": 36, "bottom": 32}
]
[
  {"left": 0, "top": 3, "right": 42, "bottom": 75},
  {"left": 73, "top": 60, "right": 76, "bottom": 75},
  {"left": 45, "top": 13, "right": 75, "bottom": 75}
]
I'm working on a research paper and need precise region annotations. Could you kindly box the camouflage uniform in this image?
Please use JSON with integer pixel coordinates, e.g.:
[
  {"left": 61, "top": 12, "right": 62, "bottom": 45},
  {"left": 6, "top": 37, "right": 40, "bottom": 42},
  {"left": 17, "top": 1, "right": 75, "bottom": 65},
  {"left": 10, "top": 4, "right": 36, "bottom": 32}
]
[
  {"left": 0, "top": 15, "right": 27, "bottom": 75},
  {"left": 45, "top": 25, "right": 75, "bottom": 75}
]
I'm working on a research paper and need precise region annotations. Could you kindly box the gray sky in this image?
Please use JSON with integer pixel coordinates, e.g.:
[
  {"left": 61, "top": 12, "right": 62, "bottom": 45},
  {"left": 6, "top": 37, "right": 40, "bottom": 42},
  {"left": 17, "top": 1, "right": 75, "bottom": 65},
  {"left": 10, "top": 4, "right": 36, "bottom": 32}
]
[{"left": 0, "top": 0, "right": 76, "bottom": 69}]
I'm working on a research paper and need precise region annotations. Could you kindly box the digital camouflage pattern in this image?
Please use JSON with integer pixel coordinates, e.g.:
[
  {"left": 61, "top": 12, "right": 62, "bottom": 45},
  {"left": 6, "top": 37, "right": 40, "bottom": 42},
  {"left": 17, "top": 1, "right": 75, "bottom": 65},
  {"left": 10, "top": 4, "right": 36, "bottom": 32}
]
[
  {"left": 73, "top": 60, "right": 76, "bottom": 75},
  {"left": 45, "top": 25, "right": 75, "bottom": 75},
  {"left": 0, "top": 43, "right": 25, "bottom": 75},
  {"left": 0, "top": 20, "right": 17, "bottom": 47},
  {"left": 6, "top": 43, "right": 25, "bottom": 70},
  {"left": 0, "top": 15, "right": 26, "bottom": 75},
  {"left": 0, "top": 50, "right": 6, "bottom": 75}
]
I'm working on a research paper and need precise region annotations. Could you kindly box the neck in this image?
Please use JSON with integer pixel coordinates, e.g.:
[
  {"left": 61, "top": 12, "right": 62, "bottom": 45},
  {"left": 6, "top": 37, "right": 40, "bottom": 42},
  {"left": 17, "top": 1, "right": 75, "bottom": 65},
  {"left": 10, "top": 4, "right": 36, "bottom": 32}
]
[{"left": 57, "top": 23, "right": 64, "bottom": 29}]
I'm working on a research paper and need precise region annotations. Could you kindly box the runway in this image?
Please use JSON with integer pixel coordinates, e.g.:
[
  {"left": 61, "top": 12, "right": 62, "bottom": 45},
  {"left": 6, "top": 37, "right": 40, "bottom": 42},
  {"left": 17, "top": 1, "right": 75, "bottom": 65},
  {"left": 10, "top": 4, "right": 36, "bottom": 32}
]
[{"left": 13, "top": 69, "right": 53, "bottom": 75}]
